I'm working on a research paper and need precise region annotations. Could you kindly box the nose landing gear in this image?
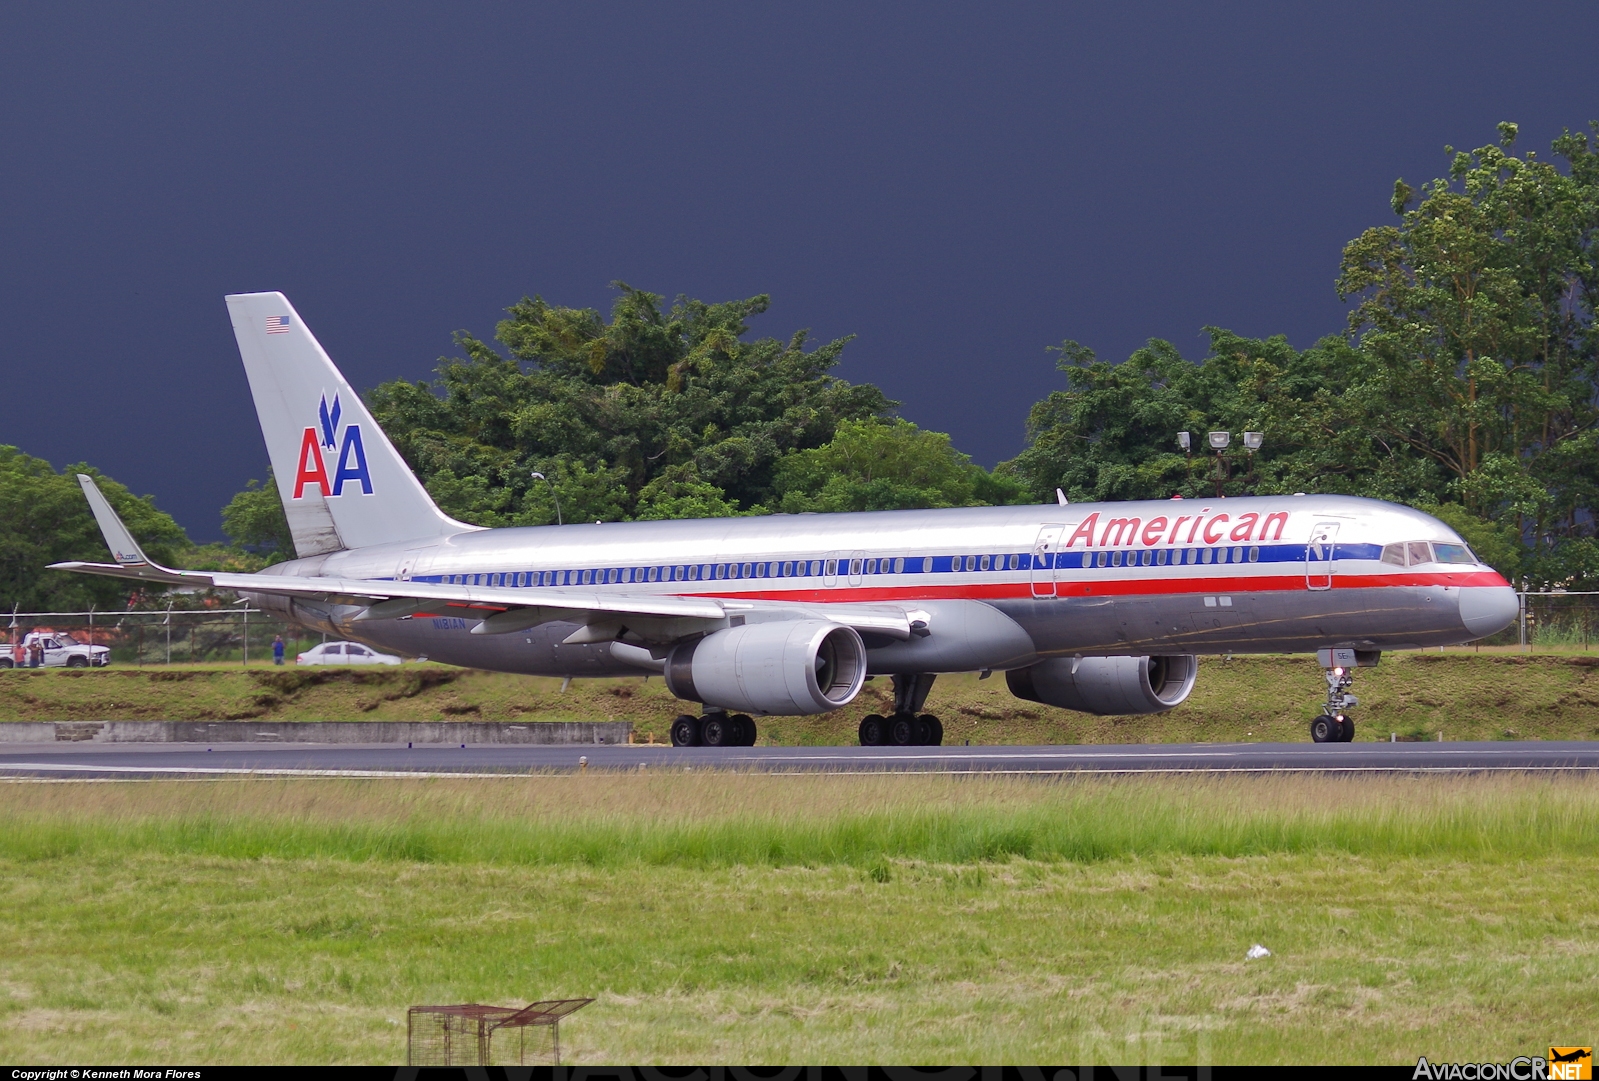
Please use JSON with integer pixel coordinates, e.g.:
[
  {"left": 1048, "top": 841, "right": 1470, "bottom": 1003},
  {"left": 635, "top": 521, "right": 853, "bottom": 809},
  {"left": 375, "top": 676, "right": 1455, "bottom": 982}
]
[{"left": 1310, "top": 648, "right": 1376, "bottom": 743}]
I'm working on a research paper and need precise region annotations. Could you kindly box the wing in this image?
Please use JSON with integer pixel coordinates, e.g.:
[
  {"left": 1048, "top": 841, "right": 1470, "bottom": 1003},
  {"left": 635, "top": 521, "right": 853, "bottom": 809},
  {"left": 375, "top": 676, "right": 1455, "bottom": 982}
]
[{"left": 51, "top": 476, "right": 916, "bottom": 645}]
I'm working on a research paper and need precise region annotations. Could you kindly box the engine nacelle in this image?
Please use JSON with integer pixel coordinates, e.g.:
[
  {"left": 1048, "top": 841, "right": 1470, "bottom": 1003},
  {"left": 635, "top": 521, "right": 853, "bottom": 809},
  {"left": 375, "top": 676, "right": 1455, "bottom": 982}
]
[
  {"left": 664, "top": 620, "right": 867, "bottom": 716},
  {"left": 1006, "top": 655, "right": 1197, "bottom": 716}
]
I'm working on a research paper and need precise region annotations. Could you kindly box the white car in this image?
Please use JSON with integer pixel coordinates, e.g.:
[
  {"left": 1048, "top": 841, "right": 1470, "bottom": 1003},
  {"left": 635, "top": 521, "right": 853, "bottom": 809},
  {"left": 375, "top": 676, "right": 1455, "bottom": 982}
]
[
  {"left": 296, "top": 641, "right": 402, "bottom": 666},
  {"left": 2, "top": 631, "right": 111, "bottom": 668}
]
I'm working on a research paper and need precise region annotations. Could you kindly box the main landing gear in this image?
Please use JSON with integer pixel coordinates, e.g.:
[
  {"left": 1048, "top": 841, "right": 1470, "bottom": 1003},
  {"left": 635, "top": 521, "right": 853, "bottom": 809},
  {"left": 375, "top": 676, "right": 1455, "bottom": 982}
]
[
  {"left": 670, "top": 711, "right": 757, "bottom": 747},
  {"left": 1310, "top": 653, "right": 1360, "bottom": 743},
  {"left": 859, "top": 674, "right": 944, "bottom": 747}
]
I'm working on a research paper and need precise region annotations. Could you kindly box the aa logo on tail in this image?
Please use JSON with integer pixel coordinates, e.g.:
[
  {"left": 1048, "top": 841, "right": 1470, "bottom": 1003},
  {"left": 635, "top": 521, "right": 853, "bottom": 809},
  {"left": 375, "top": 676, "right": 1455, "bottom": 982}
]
[{"left": 293, "top": 393, "right": 372, "bottom": 498}]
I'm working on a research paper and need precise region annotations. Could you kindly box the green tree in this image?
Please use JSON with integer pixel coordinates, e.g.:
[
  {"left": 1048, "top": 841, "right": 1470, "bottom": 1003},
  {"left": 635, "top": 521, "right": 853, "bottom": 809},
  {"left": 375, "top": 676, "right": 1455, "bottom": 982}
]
[
  {"left": 0, "top": 446, "right": 189, "bottom": 612},
  {"left": 362, "top": 284, "right": 896, "bottom": 524},
  {"left": 1007, "top": 122, "right": 1599, "bottom": 588},
  {"left": 776, "top": 419, "right": 1026, "bottom": 513},
  {"left": 220, "top": 471, "right": 295, "bottom": 562},
  {"left": 1000, "top": 332, "right": 1443, "bottom": 506},
  {"left": 1338, "top": 122, "right": 1599, "bottom": 579}
]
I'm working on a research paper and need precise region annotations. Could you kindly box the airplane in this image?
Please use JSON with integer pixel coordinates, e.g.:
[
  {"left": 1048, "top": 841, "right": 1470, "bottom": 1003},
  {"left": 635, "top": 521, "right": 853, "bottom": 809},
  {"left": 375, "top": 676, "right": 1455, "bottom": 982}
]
[{"left": 53, "top": 292, "right": 1521, "bottom": 747}]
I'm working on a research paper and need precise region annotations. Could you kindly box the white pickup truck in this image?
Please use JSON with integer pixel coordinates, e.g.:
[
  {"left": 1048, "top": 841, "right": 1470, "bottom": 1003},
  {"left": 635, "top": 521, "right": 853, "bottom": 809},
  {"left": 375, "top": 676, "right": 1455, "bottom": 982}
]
[{"left": 2, "top": 631, "right": 111, "bottom": 668}]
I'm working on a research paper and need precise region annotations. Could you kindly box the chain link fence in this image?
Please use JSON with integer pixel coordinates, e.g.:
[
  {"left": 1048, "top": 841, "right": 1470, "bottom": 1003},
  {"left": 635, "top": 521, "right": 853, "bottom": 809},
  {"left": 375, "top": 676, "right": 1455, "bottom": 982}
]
[
  {"left": 5, "top": 591, "right": 1594, "bottom": 665},
  {"left": 1509, "top": 592, "right": 1599, "bottom": 651},
  {"left": 3, "top": 606, "right": 326, "bottom": 666}
]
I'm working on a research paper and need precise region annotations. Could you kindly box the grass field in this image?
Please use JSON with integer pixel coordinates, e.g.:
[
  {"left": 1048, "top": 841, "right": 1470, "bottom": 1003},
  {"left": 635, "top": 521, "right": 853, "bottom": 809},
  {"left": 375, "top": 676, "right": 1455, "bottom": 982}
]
[
  {"left": 0, "top": 773, "right": 1595, "bottom": 1064},
  {"left": 5, "top": 651, "right": 1599, "bottom": 743}
]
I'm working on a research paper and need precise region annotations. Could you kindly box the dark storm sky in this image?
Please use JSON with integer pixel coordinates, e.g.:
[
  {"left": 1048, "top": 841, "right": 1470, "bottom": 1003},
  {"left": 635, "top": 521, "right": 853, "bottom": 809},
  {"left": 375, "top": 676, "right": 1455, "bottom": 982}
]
[{"left": 2, "top": 3, "right": 1594, "bottom": 540}]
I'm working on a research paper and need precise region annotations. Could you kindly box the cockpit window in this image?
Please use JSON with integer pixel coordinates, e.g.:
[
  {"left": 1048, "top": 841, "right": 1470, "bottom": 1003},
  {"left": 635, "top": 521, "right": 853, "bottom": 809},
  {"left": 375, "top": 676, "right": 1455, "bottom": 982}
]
[
  {"left": 1383, "top": 541, "right": 1478, "bottom": 566},
  {"left": 1433, "top": 542, "right": 1477, "bottom": 564}
]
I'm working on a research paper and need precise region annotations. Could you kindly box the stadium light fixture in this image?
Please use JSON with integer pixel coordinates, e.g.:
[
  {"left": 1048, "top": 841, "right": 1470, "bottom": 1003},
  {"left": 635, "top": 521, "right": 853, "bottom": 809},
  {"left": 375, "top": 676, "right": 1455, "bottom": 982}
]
[{"left": 1207, "top": 431, "right": 1231, "bottom": 450}]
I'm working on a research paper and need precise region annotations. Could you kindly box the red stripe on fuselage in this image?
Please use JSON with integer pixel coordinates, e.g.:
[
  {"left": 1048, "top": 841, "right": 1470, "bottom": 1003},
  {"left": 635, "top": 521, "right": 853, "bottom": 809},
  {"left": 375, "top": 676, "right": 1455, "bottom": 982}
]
[{"left": 668, "top": 569, "right": 1508, "bottom": 604}]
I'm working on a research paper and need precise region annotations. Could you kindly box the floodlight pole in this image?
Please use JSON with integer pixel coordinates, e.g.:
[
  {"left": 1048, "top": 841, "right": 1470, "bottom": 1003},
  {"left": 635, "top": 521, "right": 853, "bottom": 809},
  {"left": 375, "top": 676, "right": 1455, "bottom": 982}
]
[
  {"left": 1208, "top": 431, "right": 1231, "bottom": 497},
  {"left": 530, "top": 472, "right": 562, "bottom": 526}
]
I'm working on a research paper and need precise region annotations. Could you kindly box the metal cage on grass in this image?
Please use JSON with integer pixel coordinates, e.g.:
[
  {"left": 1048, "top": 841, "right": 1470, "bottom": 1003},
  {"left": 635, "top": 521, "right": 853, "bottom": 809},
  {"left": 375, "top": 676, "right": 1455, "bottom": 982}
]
[{"left": 407, "top": 999, "right": 593, "bottom": 1066}]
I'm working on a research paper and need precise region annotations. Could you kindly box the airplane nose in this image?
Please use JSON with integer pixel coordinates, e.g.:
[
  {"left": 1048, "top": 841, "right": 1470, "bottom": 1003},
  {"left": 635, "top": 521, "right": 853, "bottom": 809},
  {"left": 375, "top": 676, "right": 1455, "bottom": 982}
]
[{"left": 1460, "top": 585, "right": 1519, "bottom": 639}]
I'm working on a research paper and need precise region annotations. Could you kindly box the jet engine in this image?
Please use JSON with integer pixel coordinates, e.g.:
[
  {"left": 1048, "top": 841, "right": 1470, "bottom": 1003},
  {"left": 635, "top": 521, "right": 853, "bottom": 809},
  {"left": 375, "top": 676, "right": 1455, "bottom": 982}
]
[
  {"left": 1006, "top": 655, "right": 1197, "bottom": 716},
  {"left": 664, "top": 620, "right": 867, "bottom": 715}
]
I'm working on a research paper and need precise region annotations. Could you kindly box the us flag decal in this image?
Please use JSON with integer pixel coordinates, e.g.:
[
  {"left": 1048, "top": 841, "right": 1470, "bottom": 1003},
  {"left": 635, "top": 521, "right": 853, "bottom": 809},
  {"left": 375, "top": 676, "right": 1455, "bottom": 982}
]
[{"left": 265, "top": 315, "right": 291, "bottom": 334}]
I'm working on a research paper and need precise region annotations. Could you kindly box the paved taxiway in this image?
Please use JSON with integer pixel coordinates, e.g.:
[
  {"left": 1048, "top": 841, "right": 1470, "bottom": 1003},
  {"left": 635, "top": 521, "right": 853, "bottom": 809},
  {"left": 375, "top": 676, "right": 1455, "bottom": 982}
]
[{"left": 1, "top": 740, "right": 1597, "bottom": 777}]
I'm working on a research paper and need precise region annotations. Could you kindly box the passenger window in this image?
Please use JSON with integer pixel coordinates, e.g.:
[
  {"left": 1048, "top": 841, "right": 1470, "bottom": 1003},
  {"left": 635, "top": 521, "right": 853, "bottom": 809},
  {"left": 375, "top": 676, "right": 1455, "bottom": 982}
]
[
  {"left": 1156, "top": 550, "right": 1168, "bottom": 566},
  {"left": 850, "top": 559, "right": 861, "bottom": 575},
  {"left": 1201, "top": 549, "right": 1213, "bottom": 564},
  {"left": 1408, "top": 542, "right": 1433, "bottom": 565},
  {"left": 979, "top": 555, "right": 990, "bottom": 571},
  {"left": 1249, "top": 546, "right": 1259, "bottom": 562},
  {"left": 1231, "top": 547, "right": 1243, "bottom": 562},
  {"left": 895, "top": 557, "right": 906, "bottom": 573}
]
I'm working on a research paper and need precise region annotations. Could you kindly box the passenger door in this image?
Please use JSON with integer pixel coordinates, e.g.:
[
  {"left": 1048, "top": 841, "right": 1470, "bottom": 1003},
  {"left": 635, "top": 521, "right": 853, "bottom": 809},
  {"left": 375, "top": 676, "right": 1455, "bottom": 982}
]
[
  {"left": 847, "top": 551, "right": 865, "bottom": 587},
  {"left": 1306, "top": 521, "right": 1339, "bottom": 591},
  {"left": 1031, "top": 525, "right": 1065, "bottom": 598}
]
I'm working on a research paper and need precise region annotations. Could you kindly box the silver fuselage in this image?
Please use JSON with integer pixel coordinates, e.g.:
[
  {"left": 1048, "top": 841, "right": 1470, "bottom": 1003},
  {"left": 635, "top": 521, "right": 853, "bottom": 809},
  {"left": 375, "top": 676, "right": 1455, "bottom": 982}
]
[{"left": 251, "top": 494, "right": 1518, "bottom": 676}]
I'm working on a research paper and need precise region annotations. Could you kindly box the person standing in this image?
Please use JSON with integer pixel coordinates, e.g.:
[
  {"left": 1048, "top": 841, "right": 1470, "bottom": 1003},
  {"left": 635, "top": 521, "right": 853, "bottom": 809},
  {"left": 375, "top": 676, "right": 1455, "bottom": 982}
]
[
  {"left": 272, "top": 635, "right": 285, "bottom": 665},
  {"left": 10, "top": 639, "right": 22, "bottom": 668},
  {"left": 29, "top": 640, "right": 43, "bottom": 668}
]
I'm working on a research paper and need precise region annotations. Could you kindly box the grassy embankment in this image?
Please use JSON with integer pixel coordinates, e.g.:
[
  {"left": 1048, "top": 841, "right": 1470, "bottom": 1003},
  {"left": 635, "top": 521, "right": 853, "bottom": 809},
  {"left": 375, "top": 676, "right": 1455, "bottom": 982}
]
[
  {"left": 0, "top": 773, "right": 1595, "bottom": 1064},
  {"left": 3, "top": 652, "right": 1599, "bottom": 742}
]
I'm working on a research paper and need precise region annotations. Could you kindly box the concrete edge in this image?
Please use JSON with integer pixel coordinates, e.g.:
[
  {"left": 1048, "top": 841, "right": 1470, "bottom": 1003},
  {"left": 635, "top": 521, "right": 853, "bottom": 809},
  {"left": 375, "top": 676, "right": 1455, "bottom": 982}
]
[{"left": 0, "top": 721, "right": 635, "bottom": 745}]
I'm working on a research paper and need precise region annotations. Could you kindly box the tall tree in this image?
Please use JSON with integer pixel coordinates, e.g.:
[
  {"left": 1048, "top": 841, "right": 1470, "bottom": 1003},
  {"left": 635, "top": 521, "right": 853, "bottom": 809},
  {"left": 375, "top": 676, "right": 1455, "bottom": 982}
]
[
  {"left": 1007, "top": 123, "right": 1599, "bottom": 587},
  {"left": 364, "top": 284, "right": 896, "bottom": 524},
  {"left": 1338, "top": 122, "right": 1599, "bottom": 578}
]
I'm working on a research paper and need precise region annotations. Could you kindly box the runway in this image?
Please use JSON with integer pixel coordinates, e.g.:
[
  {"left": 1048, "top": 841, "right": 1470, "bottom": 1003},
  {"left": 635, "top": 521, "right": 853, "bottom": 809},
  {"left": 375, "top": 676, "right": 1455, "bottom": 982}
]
[{"left": 2, "top": 740, "right": 1598, "bottom": 777}]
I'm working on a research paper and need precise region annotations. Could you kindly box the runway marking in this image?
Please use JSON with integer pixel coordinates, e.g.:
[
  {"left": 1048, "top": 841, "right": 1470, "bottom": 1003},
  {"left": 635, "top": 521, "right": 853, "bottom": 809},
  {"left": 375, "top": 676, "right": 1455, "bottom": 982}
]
[{"left": 1, "top": 761, "right": 1597, "bottom": 778}]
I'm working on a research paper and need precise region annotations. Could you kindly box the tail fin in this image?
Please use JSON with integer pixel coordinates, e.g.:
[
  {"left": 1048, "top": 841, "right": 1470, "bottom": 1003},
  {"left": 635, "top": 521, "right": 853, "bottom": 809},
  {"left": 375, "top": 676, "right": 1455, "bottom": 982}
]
[{"left": 225, "top": 292, "right": 473, "bottom": 554}]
